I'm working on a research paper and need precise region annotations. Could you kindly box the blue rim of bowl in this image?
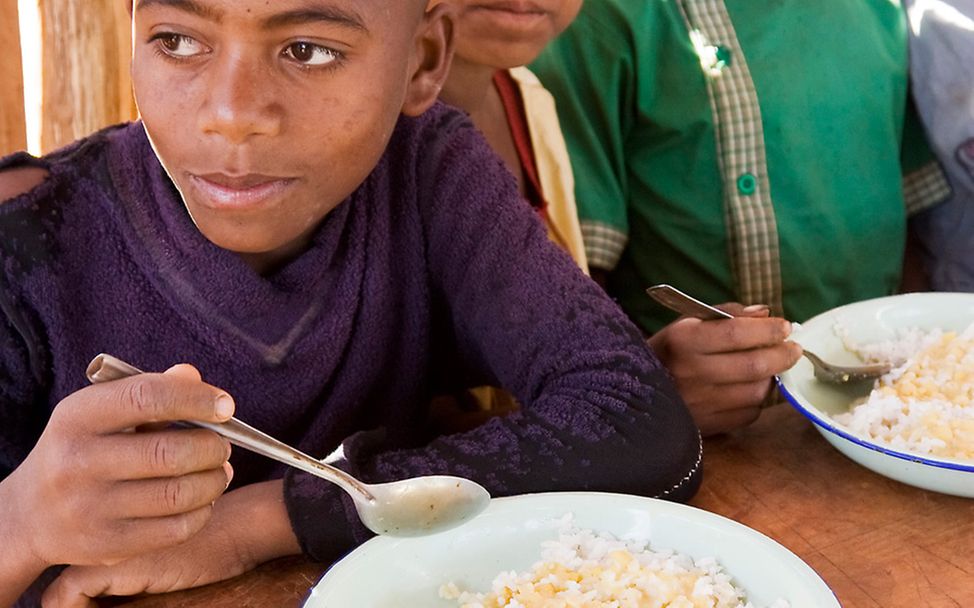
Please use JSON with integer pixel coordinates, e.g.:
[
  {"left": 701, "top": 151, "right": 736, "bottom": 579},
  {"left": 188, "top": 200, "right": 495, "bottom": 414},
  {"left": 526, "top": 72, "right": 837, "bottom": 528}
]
[{"left": 776, "top": 378, "right": 974, "bottom": 473}]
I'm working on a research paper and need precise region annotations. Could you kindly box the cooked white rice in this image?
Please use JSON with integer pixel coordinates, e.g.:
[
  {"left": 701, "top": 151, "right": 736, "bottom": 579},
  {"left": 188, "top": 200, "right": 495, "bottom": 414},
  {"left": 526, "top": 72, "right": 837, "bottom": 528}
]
[
  {"left": 832, "top": 322, "right": 974, "bottom": 461},
  {"left": 439, "top": 517, "right": 789, "bottom": 608}
]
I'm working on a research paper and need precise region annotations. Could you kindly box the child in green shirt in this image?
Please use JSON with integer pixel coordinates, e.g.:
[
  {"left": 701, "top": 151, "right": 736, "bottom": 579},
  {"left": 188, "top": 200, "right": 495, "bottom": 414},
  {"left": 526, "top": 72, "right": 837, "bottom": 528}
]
[{"left": 533, "top": 0, "right": 948, "bottom": 435}]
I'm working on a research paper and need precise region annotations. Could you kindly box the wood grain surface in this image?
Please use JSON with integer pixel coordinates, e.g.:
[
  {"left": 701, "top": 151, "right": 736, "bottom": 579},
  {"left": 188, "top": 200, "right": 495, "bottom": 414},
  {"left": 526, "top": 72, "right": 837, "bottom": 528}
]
[
  {"left": 693, "top": 404, "right": 974, "bottom": 607},
  {"left": 99, "top": 404, "right": 974, "bottom": 608},
  {"left": 94, "top": 556, "right": 323, "bottom": 608},
  {"left": 0, "top": 0, "right": 26, "bottom": 156},
  {"left": 38, "top": 0, "right": 136, "bottom": 153}
]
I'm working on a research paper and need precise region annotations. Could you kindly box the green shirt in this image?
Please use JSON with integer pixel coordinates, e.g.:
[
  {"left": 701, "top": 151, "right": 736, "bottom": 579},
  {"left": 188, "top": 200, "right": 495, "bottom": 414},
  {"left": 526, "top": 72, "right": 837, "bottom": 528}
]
[{"left": 532, "top": 0, "right": 948, "bottom": 332}]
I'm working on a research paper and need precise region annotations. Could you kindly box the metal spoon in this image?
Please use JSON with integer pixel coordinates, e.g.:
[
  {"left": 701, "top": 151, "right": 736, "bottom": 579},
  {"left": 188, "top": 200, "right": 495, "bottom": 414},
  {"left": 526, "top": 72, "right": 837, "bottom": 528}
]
[
  {"left": 85, "top": 353, "right": 490, "bottom": 537},
  {"left": 645, "top": 284, "right": 891, "bottom": 384}
]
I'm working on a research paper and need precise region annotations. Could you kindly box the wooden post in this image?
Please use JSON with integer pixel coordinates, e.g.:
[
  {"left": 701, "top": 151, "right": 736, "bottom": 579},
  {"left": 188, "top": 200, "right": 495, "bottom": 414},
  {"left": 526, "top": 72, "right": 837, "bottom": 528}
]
[
  {"left": 0, "top": 0, "right": 27, "bottom": 156},
  {"left": 39, "top": 0, "right": 136, "bottom": 153}
]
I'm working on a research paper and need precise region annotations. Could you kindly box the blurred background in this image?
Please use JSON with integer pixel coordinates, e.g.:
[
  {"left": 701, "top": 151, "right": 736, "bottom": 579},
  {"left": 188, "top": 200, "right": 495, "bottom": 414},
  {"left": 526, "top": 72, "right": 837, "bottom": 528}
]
[{"left": 2, "top": 0, "right": 138, "bottom": 158}]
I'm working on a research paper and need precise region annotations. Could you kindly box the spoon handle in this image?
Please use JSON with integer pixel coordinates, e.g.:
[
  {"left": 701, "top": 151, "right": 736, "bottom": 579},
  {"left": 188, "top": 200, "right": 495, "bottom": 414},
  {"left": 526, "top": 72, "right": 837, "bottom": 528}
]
[
  {"left": 646, "top": 284, "right": 734, "bottom": 321},
  {"left": 85, "top": 353, "right": 374, "bottom": 502}
]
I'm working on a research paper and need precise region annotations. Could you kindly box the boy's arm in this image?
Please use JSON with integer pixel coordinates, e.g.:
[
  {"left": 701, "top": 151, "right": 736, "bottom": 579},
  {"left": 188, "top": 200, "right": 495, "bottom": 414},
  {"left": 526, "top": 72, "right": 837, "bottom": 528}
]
[
  {"left": 41, "top": 480, "right": 300, "bottom": 605},
  {"left": 530, "top": 4, "right": 634, "bottom": 272},
  {"left": 901, "top": 95, "right": 951, "bottom": 219},
  {"left": 0, "top": 287, "right": 51, "bottom": 606},
  {"left": 900, "top": 93, "right": 951, "bottom": 290},
  {"left": 285, "top": 119, "right": 702, "bottom": 562},
  {"left": 426, "top": 139, "right": 701, "bottom": 500},
  {"left": 0, "top": 305, "right": 237, "bottom": 606},
  {"left": 0, "top": 496, "right": 47, "bottom": 607}
]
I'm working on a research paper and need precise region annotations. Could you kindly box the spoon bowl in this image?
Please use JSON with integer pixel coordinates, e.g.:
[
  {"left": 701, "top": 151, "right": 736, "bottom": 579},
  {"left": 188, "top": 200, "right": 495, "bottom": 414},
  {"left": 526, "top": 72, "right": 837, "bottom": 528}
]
[
  {"left": 645, "top": 284, "right": 892, "bottom": 384},
  {"left": 799, "top": 350, "right": 891, "bottom": 384},
  {"left": 358, "top": 475, "right": 491, "bottom": 537},
  {"left": 85, "top": 354, "right": 490, "bottom": 537}
]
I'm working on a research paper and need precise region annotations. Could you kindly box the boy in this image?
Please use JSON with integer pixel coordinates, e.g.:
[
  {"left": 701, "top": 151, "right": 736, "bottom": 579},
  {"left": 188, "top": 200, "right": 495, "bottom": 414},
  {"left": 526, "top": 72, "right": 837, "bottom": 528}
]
[
  {"left": 431, "top": 0, "right": 587, "bottom": 271},
  {"left": 428, "top": 0, "right": 586, "bottom": 426},
  {"left": 532, "top": 0, "right": 948, "bottom": 435},
  {"left": 0, "top": 1, "right": 701, "bottom": 605},
  {"left": 905, "top": 0, "right": 974, "bottom": 291}
]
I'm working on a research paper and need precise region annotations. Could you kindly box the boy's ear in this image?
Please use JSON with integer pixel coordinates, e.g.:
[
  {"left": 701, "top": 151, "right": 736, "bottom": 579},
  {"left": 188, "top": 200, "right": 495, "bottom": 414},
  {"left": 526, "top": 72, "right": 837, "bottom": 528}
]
[{"left": 402, "top": 3, "right": 455, "bottom": 117}]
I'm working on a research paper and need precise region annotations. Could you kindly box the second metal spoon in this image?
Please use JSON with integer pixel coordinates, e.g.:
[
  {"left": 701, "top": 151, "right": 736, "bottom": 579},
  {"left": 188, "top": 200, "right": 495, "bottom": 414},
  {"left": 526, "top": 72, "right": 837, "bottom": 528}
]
[
  {"left": 85, "top": 354, "right": 490, "bottom": 537},
  {"left": 645, "top": 284, "right": 891, "bottom": 384}
]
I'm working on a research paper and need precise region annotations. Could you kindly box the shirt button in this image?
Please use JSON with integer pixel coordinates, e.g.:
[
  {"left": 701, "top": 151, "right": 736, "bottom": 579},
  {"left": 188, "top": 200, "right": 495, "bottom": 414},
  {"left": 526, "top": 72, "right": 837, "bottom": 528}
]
[{"left": 737, "top": 173, "right": 757, "bottom": 195}]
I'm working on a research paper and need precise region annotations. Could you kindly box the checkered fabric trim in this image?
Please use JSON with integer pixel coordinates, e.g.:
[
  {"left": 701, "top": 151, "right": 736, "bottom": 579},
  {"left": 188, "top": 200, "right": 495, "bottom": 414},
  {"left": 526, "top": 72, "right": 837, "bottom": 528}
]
[
  {"left": 903, "top": 161, "right": 952, "bottom": 216},
  {"left": 580, "top": 220, "right": 628, "bottom": 271},
  {"left": 677, "top": 0, "right": 783, "bottom": 315}
]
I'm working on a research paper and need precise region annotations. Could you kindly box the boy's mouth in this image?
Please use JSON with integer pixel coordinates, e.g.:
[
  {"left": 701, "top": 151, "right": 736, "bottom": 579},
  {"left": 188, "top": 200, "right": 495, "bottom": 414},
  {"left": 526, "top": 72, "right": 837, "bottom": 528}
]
[
  {"left": 470, "top": 1, "right": 546, "bottom": 18},
  {"left": 188, "top": 172, "right": 296, "bottom": 210}
]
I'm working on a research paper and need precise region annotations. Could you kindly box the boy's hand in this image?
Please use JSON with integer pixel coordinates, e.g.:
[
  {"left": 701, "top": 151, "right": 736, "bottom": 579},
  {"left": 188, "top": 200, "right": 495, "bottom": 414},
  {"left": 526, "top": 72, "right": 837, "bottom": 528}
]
[
  {"left": 41, "top": 481, "right": 299, "bottom": 608},
  {"left": 41, "top": 495, "right": 250, "bottom": 608},
  {"left": 647, "top": 304, "right": 802, "bottom": 436},
  {"left": 6, "top": 364, "right": 234, "bottom": 572}
]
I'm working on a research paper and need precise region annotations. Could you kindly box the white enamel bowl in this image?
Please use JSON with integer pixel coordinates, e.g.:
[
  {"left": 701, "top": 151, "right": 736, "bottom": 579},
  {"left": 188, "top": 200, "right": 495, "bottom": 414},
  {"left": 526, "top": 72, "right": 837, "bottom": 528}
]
[
  {"left": 303, "top": 492, "right": 838, "bottom": 607},
  {"left": 778, "top": 292, "right": 974, "bottom": 497}
]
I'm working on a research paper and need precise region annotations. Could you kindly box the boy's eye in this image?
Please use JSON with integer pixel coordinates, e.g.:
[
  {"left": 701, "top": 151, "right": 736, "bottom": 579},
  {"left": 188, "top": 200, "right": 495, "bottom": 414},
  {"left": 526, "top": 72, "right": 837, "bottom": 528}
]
[
  {"left": 155, "top": 33, "right": 206, "bottom": 58},
  {"left": 283, "top": 42, "right": 340, "bottom": 67}
]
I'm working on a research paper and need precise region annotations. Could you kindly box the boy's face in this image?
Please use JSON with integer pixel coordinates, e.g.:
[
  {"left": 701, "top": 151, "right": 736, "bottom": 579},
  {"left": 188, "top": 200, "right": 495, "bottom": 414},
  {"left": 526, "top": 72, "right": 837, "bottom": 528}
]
[
  {"left": 131, "top": 0, "right": 439, "bottom": 262},
  {"left": 429, "top": 0, "right": 582, "bottom": 68}
]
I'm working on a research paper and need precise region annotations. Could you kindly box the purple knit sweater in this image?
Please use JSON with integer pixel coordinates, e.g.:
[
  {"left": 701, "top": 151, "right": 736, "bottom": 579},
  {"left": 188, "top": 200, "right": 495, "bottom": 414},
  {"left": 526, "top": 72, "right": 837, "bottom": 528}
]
[{"left": 0, "top": 103, "right": 700, "bottom": 602}]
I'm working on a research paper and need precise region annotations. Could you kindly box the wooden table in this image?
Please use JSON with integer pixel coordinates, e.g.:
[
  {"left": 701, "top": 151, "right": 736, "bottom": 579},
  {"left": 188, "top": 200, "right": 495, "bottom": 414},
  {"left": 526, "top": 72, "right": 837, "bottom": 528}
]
[{"left": 103, "top": 404, "right": 974, "bottom": 608}]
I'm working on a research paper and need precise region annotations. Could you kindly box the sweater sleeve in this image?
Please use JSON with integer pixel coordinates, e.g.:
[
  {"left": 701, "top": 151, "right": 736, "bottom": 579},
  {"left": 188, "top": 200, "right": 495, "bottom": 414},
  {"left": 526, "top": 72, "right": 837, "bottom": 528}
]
[
  {"left": 339, "top": 116, "right": 697, "bottom": 542},
  {"left": 404, "top": 117, "right": 700, "bottom": 494},
  {"left": 0, "top": 238, "right": 50, "bottom": 487},
  {"left": 0, "top": 302, "right": 73, "bottom": 608},
  {"left": 283, "top": 112, "right": 702, "bottom": 563}
]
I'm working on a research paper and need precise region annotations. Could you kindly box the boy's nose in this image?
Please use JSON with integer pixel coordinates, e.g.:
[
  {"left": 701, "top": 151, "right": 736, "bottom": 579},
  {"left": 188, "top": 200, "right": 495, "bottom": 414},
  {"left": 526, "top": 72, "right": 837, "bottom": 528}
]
[{"left": 198, "top": 56, "right": 282, "bottom": 144}]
